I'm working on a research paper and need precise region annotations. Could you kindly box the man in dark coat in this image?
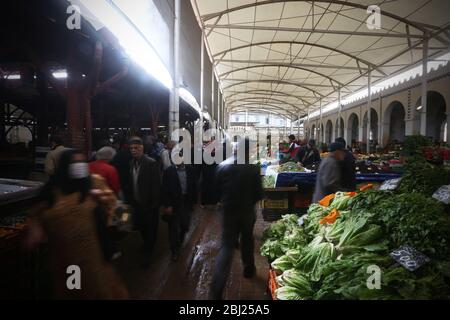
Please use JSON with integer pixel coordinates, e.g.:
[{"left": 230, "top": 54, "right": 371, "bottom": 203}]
[
  {"left": 210, "top": 138, "right": 263, "bottom": 300},
  {"left": 295, "top": 138, "right": 321, "bottom": 166},
  {"left": 335, "top": 137, "right": 357, "bottom": 191},
  {"left": 161, "top": 157, "right": 197, "bottom": 262},
  {"left": 128, "top": 137, "right": 161, "bottom": 266}
]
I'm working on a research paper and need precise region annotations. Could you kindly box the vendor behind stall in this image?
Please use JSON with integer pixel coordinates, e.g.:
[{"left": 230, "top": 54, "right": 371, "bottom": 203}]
[
  {"left": 313, "top": 142, "right": 347, "bottom": 203},
  {"left": 295, "top": 139, "right": 321, "bottom": 167}
]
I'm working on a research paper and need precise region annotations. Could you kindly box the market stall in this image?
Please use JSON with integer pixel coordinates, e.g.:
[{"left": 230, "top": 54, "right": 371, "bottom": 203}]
[{"left": 261, "top": 156, "right": 450, "bottom": 300}]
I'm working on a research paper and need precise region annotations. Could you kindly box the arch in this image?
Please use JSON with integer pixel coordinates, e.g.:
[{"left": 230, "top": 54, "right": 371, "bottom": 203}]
[
  {"left": 347, "top": 113, "right": 359, "bottom": 143},
  {"left": 202, "top": 1, "right": 426, "bottom": 33},
  {"left": 225, "top": 89, "right": 311, "bottom": 109},
  {"left": 227, "top": 97, "right": 304, "bottom": 112},
  {"left": 229, "top": 103, "right": 296, "bottom": 118},
  {"left": 219, "top": 64, "right": 345, "bottom": 88},
  {"left": 414, "top": 91, "right": 447, "bottom": 142},
  {"left": 223, "top": 80, "right": 325, "bottom": 98},
  {"left": 363, "top": 108, "right": 379, "bottom": 145},
  {"left": 325, "top": 120, "right": 333, "bottom": 144},
  {"left": 213, "top": 41, "right": 379, "bottom": 71},
  {"left": 335, "top": 117, "right": 345, "bottom": 140},
  {"left": 384, "top": 101, "right": 406, "bottom": 144}
]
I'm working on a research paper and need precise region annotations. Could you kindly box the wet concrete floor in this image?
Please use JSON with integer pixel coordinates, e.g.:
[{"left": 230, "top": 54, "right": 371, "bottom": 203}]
[{"left": 113, "top": 205, "right": 271, "bottom": 300}]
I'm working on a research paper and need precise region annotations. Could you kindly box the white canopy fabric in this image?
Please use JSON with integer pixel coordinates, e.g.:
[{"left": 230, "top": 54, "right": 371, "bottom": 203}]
[{"left": 191, "top": 0, "right": 450, "bottom": 119}]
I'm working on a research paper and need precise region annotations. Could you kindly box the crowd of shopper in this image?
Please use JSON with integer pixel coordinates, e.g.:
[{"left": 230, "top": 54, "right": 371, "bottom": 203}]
[{"left": 30, "top": 130, "right": 359, "bottom": 300}]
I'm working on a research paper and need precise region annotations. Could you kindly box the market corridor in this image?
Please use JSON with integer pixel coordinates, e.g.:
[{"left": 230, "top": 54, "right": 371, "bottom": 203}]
[{"left": 113, "top": 205, "right": 270, "bottom": 300}]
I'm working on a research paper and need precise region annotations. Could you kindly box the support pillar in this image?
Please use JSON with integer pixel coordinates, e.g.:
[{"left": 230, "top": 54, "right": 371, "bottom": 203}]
[
  {"left": 420, "top": 33, "right": 429, "bottom": 136},
  {"left": 366, "top": 68, "right": 372, "bottom": 154},
  {"left": 169, "top": 0, "right": 180, "bottom": 141}
]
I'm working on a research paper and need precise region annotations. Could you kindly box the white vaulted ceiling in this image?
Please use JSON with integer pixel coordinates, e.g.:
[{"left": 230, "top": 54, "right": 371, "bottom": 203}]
[{"left": 191, "top": 0, "right": 450, "bottom": 120}]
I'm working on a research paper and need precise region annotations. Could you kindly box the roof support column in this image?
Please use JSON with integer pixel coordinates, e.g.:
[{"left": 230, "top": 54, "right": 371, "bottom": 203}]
[
  {"left": 367, "top": 67, "right": 372, "bottom": 154},
  {"left": 420, "top": 33, "right": 429, "bottom": 137},
  {"left": 307, "top": 107, "right": 310, "bottom": 140},
  {"left": 169, "top": 0, "right": 180, "bottom": 141},
  {"left": 297, "top": 112, "right": 301, "bottom": 138},
  {"left": 319, "top": 99, "right": 323, "bottom": 144},
  {"left": 338, "top": 87, "right": 342, "bottom": 140}
]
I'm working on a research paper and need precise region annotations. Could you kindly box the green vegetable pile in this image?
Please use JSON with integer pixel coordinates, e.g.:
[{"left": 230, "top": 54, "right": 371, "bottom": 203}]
[
  {"left": 263, "top": 175, "right": 276, "bottom": 189},
  {"left": 277, "top": 162, "right": 305, "bottom": 173},
  {"left": 261, "top": 189, "right": 450, "bottom": 300},
  {"left": 397, "top": 155, "right": 450, "bottom": 196}
]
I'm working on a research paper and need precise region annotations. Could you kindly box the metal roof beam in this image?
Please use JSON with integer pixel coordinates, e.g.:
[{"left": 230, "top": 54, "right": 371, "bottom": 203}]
[
  {"left": 228, "top": 104, "right": 297, "bottom": 118},
  {"left": 212, "top": 41, "right": 383, "bottom": 74},
  {"left": 223, "top": 80, "right": 326, "bottom": 97},
  {"left": 219, "top": 64, "right": 346, "bottom": 87},
  {"left": 219, "top": 60, "right": 366, "bottom": 71},
  {"left": 224, "top": 90, "right": 313, "bottom": 107},
  {"left": 205, "top": 24, "right": 422, "bottom": 39},
  {"left": 224, "top": 79, "right": 340, "bottom": 88},
  {"left": 201, "top": 0, "right": 427, "bottom": 33},
  {"left": 227, "top": 97, "right": 304, "bottom": 111}
]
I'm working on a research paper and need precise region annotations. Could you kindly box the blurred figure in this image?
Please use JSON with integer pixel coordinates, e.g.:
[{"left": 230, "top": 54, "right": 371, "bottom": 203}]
[
  {"left": 335, "top": 137, "right": 357, "bottom": 191},
  {"left": 89, "top": 146, "right": 120, "bottom": 195},
  {"left": 160, "top": 140, "right": 176, "bottom": 171},
  {"left": 128, "top": 137, "right": 161, "bottom": 266},
  {"left": 295, "top": 138, "right": 321, "bottom": 166},
  {"left": 89, "top": 146, "right": 122, "bottom": 260},
  {"left": 111, "top": 137, "right": 132, "bottom": 203},
  {"left": 44, "top": 135, "right": 66, "bottom": 176},
  {"left": 26, "top": 149, "right": 128, "bottom": 299},
  {"left": 210, "top": 138, "right": 263, "bottom": 300},
  {"left": 313, "top": 142, "right": 347, "bottom": 203},
  {"left": 201, "top": 139, "right": 218, "bottom": 208},
  {"left": 161, "top": 153, "right": 197, "bottom": 262},
  {"left": 287, "top": 134, "right": 299, "bottom": 153}
]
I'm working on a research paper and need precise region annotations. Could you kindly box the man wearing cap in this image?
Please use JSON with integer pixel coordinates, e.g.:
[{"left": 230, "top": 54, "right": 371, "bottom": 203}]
[
  {"left": 312, "top": 142, "right": 347, "bottom": 203},
  {"left": 295, "top": 138, "right": 321, "bottom": 167},
  {"left": 128, "top": 136, "right": 161, "bottom": 265}
]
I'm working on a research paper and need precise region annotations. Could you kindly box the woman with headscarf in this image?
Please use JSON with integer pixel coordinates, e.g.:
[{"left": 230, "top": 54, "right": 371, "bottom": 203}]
[{"left": 25, "top": 149, "right": 129, "bottom": 299}]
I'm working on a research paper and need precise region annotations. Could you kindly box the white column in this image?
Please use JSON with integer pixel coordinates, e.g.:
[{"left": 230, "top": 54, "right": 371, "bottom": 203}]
[
  {"left": 319, "top": 99, "right": 323, "bottom": 143},
  {"left": 445, "top": 113, "right": 450, "bottom": 143},
  {"left": 297, "top": 112, "right": 301, "bottom": 138},
  {"left": 200, "top": 28, "right": 205, "bottom": 134},
  {"left": 307, "top": 108, "right": 311, "bottom": 139},
  {"left": 420, "top": 33, "right": 429, "bottom": 136},
  {"left": 338, "top": 88, "right": 342, "bottom": 139},
  {"left": 367, "top": 68, "right": 372, "bottom": 154},
  {"left": 211, "top": 72, "right": 215, "bottom": 125},
  {"left": 378, "top": 95, "right": 383, "bottom": 147},
  {"left": 169, "top": 0, "right": 180, "bottom": 140}
]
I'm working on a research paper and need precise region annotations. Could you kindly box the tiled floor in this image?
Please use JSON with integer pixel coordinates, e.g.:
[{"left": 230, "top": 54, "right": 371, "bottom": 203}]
[{"left": 113, "top": 205, "right": 271, "bottom": 300}]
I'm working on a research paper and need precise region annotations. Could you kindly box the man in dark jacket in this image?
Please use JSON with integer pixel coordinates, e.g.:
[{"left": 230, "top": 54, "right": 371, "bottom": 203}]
[
  {"left": 335, "top": 137, "right": 357, "bottom": 191},
  {"left": 313, "top": 142, "right": 347, "bottom": 203},
  {"left": 210, "top": 138, "right": 263, "bottom": 300},
  {"left": 295, "top": 138, "right": 321, "bottom": 166},
  {"left": 128, "top": 137, "right": 161, "bottom": 266},
  {"left": 161, "top": 157, "right": 197, "bottom": 262}
]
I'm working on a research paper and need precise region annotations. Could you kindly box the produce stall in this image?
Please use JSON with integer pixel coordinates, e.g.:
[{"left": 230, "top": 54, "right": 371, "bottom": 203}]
[
  {"left": 0, "top": 179, "right": 43, "bottom": 299},
  {"left": 261, "top": 157, "right": 450, "bottom": 300},
  {"left": 263, "top": 162, "right": 402, "bottom": 216}
]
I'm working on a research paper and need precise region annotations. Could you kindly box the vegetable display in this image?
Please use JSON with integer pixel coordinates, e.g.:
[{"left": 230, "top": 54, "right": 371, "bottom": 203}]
[
  {"left": 262, "top": 183, "right": 450, "bottom": 300},
  {"left": 263, "top": 175, "right": 276, "bottom": 189},
  {"left": 277, "top": 162, "right": 305, "bottom": 173}
]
